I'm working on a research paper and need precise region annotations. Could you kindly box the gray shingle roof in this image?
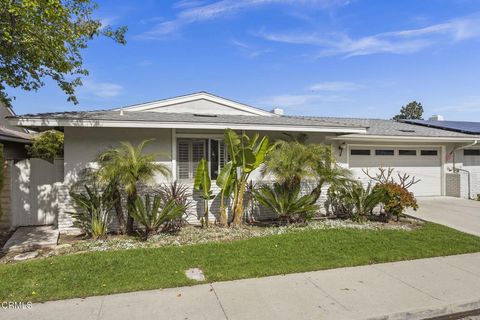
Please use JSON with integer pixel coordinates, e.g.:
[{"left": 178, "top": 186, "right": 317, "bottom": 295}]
[
  {"left": 12, "top": 110, "right": 364, "bottom": 129},
  {"left": 295, "top": 116, "right": 479, "bottom": 138}
]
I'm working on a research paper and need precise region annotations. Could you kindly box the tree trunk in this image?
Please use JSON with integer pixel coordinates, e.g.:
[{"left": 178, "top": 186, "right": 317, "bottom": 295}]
[
  {"left": 204, "top": 199, "right": 209, "bottom": 227},
  {"left": 218, "top": 193, "right": 227, "bottom": 227},
  {"left": 232, "top": 178, "right": 246, "bottom": 227},
  {"left": 113, "top": 186, "right": 126, "bottom": 234},
  {"left": 126, "top": 190, "right": 137, "bottom": 235},
  {"left": 310, "top": 183, "right": 323, "bottom": 204}
]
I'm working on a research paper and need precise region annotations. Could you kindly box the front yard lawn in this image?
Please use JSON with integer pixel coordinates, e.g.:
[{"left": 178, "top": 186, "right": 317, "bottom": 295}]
[{"left": 1, "top": 222, "right": 479, "bottom": 302}]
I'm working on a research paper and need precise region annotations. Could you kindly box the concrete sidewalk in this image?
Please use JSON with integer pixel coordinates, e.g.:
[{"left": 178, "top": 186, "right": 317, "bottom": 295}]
[{"left": 3, "top": 253, "right": 480, "bottom": 320}]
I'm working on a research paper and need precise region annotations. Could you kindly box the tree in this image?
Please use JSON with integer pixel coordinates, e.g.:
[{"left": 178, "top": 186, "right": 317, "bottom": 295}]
[
  {"left": 392, "top": 101, "right": 424, "bottom": 120},
  {"left": 96, "top": 140, "right": 170, "bottom": 234},
  {"left": 0, "top": 0, "right": 127, "bottom": 106},
  {"left": 26, "top": 130, "right": 64, "bottom": 162}
]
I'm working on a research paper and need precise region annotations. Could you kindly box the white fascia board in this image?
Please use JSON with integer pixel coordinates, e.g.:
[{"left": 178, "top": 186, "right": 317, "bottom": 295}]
[
  {"left": 331, "top": 134, "right": 479, "bottom": 143},
  {"left": 10, "top": 118, "right": 367, "bottom": 134},
  {"left": 116, "top": 92, "right": 275, "bottom": 117}
]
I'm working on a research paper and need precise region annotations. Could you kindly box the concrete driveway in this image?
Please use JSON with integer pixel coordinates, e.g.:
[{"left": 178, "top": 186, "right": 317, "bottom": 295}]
[{"left": 408, "top": 196, "right": 480, "bottom": 236}]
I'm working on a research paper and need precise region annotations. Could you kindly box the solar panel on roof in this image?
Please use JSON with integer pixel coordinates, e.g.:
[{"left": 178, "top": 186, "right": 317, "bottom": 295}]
[{"left": 404, "top": 120, "right": 480, "bottom": 134}]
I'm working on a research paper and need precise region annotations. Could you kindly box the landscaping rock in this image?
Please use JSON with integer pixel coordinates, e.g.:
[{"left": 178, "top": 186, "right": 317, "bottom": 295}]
[
  {"left": 13, "top": 251, "right": 39, "bottom": 261},
  {"left": 185, "top": 268, "right": 205, "bottom": 281}
]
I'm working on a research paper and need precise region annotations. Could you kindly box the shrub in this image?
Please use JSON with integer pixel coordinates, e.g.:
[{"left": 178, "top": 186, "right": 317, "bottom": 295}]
[
  {"left": 339, "top": 182, "right": 385, "bottom": 222},
  {"left": 158, "top": 181, "right": 192, "bottom": 231},
  {"left": 26, "top": 130, "right": 64, "bottom": 162},
  {"left": 375, "top": 182, "right": 418, "bottom": 221},
  {"left": 69, "top": 184, "right": 115, "bottom": 238},
  {"left": 325, "top": 184, "right": 355, "bottom": 217},
  {"left": 253, "top": 183, "right": 318, "bottom": 224},
  {"left": 0, "top": 144, "right": 3, "bottom": 220},
  {"left": 128, "top": 195, "right": 185, "bottom": 240}
]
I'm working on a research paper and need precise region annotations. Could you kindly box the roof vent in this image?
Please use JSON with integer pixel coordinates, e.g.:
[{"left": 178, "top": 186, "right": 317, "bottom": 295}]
[
  {"left": 271, "top": 107, "right": 284, "bottom": 115},
  {"left": 194, "top": 114, "right": 217, "bottom": 118},
  {"left": 429, "top": 115, "right": 444, "bottom": 121}
]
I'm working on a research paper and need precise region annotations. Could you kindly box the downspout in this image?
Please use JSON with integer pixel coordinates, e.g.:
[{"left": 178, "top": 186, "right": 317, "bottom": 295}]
[{"left": 448, "top": 140, "right": 478, "bottom": 199}]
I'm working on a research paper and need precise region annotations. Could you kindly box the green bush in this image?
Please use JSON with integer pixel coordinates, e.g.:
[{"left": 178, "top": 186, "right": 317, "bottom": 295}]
[
  {"left": 26, "top": 130, "right": 64, "bottom": 162},
  {"left": 128, "top": 195, "right": 185, "bottom": 240},
  {"left": 338, "top": 182, "right": 385, "bottom": 222},
  {"left": 374, "top": 182, "right": 418, "bottom": 221},
  {"left": 253, "top": 183, "right": 318, "bottom": 224},
  {"left": 69, "top": 184, "right": 115, "bottom": 238}
]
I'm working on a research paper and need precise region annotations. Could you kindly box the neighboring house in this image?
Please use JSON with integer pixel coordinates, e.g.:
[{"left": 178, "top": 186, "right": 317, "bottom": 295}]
[
  {"left": 6, "top": 92, "right": 480, "bottom": 233},
  {"left": 0, "top": 102, "right": 32, "bottom": 231}
]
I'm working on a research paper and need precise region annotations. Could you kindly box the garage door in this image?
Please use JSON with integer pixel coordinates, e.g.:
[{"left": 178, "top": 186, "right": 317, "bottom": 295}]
[
  {"left": 349, "top": 147, "right": 442, "bottom": 196},
  {"left": 463, "top": 148, "right": 480, "bottom": 197}
]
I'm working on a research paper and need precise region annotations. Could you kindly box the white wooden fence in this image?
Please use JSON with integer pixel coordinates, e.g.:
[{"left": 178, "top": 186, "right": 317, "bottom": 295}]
[{"left": 11, "top": 158, "right": 63, "bottom": 227}]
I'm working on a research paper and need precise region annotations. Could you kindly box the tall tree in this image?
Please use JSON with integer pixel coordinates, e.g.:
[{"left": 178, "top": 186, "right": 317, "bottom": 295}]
[
  {"left": 392, "top": 101, "right": 424, "bottom": 120},
  {"left": 0, "top": 0, "right": 127, "bottom": 106}
]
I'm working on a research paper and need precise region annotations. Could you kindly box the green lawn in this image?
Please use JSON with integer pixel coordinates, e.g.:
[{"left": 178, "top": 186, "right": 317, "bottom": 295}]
[{"left": 1, "top": 222, "right": 479, "bottom": 303}]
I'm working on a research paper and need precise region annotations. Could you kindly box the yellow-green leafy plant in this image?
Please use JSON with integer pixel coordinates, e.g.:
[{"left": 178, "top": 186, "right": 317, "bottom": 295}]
[{"left": 194, "top": 158, "right": 214, "bottom": 227}]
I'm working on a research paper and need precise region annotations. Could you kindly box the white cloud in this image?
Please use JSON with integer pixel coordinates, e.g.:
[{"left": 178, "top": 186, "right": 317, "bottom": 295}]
[
  {"left": 256, "top": 12, "right": 480, "bottom": 57},
  {"left": 82, "top": 80, "right": 123, "bottom": 98},
  {"left": 230, "top": 39, "right": 272, "bottom": 58},
  {"left": 308, "top": 81, "right": 362, "bottom": 91},
  {"left": 137, "top": 0, "right": 349, "bottom": 39}
]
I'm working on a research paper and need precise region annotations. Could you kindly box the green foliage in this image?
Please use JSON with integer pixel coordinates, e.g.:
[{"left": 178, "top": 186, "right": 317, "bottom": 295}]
[
  {"left": 96, "top": 139, "right": 171, "bottom": 234},
  {"left": 262, "top": 139, "right": 353, "bottom": 203},
  {"left": 194, "top": 158, "right": 214, "bottom": 227},
  {"left": 0, "top": 0, "right": 127, "bottom": 106},
  {"left": 69, "top": 184, "right": 115, "bottom": 238},
  {"left": 158, "top": 182, "right": 192, "bottom": 232},
  {"left": 477, "top": 194, "right": 480, "bottom": 201},
  {"left": 26, "top": 130, "right": 64, "bottom": 162},
  {"left": 375, "top": 182, "right": 418, "bottom": 221},
  {"left": 253, "top": 183, "right": 318, "bottom": 224},
  {"left": 339, "top": 182, "right": 385, "bottom": 222},
  {"left": 216, "top": 161, "right": 235, "bottom": 226},
  {"left": 392, "top": 101, "right": 424, "bottom": 120},
  {"left": 0, "top": 144, "right": 4, "bottom": 220},
  {"left": 220, "top": 129, "right": 270, "bottom": 226},
  {"left": 128, "top": 195, "right": 185, "bottom": 240}
]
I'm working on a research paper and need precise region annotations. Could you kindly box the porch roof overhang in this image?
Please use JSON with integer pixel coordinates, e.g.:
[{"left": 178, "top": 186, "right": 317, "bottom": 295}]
[
  {"left": 330, "top": 134, "right": 480, "bottom": 143},
  {"left": 8, "top": 111, "right": 368, "bottom": 134}
]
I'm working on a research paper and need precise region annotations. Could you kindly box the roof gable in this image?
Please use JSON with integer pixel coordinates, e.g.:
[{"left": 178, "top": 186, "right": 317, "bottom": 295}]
[{"left": 119, "top": 92, "right": 274, "bottom": 117}]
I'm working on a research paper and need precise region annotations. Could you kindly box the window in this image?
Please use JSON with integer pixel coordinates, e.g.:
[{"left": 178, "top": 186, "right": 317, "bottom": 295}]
[
  {"left": 464, "top": 149, "right": 480, "bottom": 156},
  {"left": 351, "top": 149, "right": 370, "bottom": 156},
  {"left": 177, "top": 140, "right": 206, "bottom": 180},
  {"left": 177, "top": 139, "right": 229, "bottom": 180},
  {"left": 375, "top": 149, "right": 394, "bottom": 156},
  {"left": 421, "top": 150, "right": 438, "bottom": 156},
  {"left": 399, "top": 150, "right": 417, "bottom": 156}
]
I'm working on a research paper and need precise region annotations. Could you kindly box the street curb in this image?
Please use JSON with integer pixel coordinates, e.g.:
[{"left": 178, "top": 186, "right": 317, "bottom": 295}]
[{"left": 363, "top": 298, "right": 480, "bottom": 320}]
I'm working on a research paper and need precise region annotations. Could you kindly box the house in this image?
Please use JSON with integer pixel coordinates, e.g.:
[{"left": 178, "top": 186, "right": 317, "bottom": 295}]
[
  {"left": 0, "top": 102, "right": 32, "bottom": 231},
  {"left": 7, "top": 92, "right": 480, "bottom": 233}
]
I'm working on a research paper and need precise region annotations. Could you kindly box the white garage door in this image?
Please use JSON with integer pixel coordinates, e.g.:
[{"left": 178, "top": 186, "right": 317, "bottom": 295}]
[{"left": 349, "top": 146, "right": 442, "bottom": 196}]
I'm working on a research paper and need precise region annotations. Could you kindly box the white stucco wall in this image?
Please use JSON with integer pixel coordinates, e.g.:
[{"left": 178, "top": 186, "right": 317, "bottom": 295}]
[{"left": 64, "top": 127, "right": 172, "bottom": 185}]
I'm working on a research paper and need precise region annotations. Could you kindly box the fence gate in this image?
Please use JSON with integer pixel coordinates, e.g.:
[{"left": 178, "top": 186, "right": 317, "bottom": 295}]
[{"left": 12, "top": 158, "right": 63, "bottom": 226}]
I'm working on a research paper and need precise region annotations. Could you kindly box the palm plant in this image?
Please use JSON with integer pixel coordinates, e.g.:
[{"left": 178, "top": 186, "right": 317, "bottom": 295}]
[
  {"left": 96, "top": 139, "right": 171, "bottom": 234},
  {"left": 128, "top": 195, "right": 185, "bottom": 240},
  {"left": 261, "top": 141, "right": 314, "bottom": 192},
  {"left": 216, "top": 161, "right": 235, "bottom": 226},
  {"left": 194, "top": 158, "right": 214, "bottom": 227},
  {"left": 69, "top": 183, "right": 115, "bottom": 238},
  {"left": 220, "top": 129, "right": 270, "bottom": 227},
  {"left": 253, "top": 183, "right": 318, "bottom": 224},
  {"left": 341, "top": 182, "right": 385, "bottom": 222},
  {"left": 308, "top": 144, "right": 354, "bottom": 203}
]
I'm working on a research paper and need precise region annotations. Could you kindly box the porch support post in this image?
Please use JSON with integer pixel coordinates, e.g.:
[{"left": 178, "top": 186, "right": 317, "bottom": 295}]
[{"left": 171, "top": 128, "right": 177, "bottom": 181}]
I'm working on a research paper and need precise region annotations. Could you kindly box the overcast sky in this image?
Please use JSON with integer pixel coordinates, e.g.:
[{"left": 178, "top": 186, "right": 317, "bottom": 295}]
[{"left": 7, "top": 0, "right": 480, "bottom": 120}]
